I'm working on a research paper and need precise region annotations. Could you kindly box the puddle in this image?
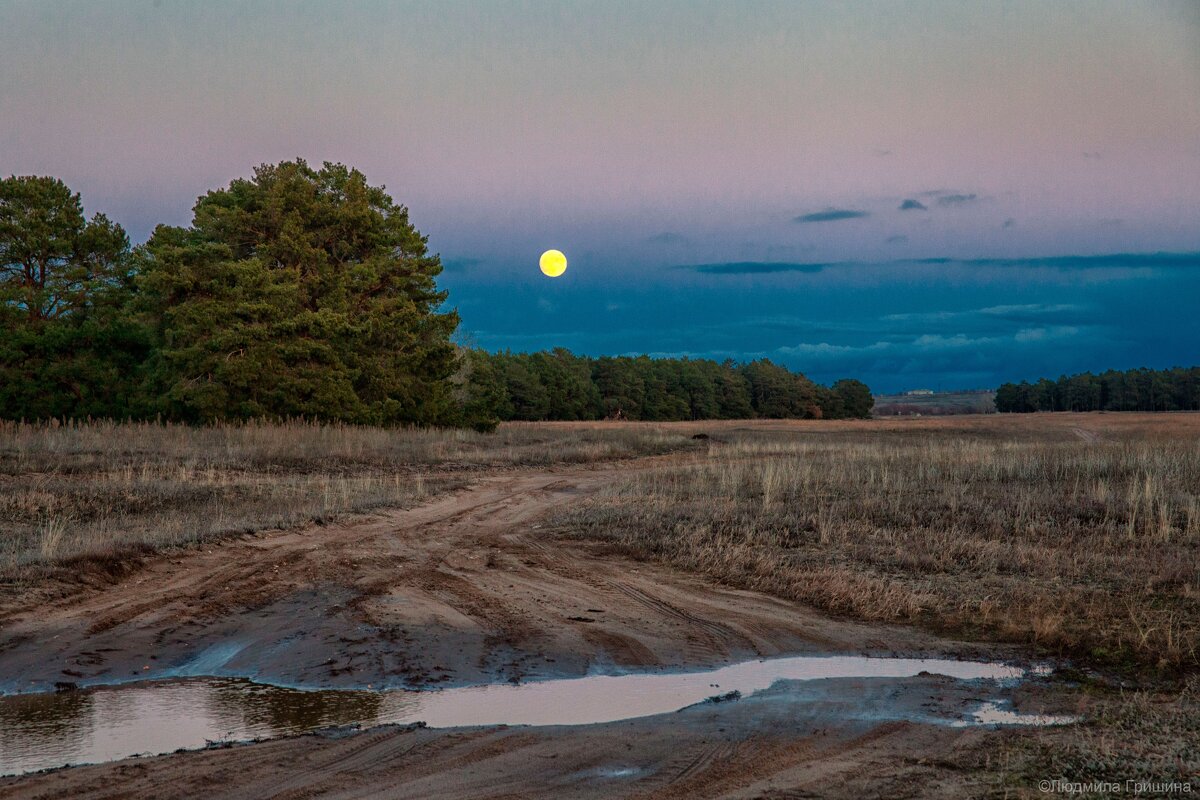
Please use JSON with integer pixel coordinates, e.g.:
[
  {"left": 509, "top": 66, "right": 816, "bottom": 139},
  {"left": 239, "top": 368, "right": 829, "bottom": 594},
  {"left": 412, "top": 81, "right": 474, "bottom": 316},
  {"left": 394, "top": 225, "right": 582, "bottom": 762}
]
[
  {"left": 576, "top": 765, "right": 647, "bottom": 780},
  {"left": 0, "top": 654, "right": 1060, "bottom": 776},
  {"left": 960, "top": 700, "right": 1079, "bottom": 727}
]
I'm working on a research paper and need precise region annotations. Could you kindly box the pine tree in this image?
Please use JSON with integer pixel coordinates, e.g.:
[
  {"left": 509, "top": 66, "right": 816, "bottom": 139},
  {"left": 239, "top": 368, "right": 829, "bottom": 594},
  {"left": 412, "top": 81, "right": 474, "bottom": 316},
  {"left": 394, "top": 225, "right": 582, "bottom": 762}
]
[
  {"left": 0, "top": 175, "right": 145, "bottom": 419},
  {"left": 137, "top": 160, "right": 459, "bottom": 424},
  {"left": 832, "top": 378, "right": 873, "bottom": 418}
]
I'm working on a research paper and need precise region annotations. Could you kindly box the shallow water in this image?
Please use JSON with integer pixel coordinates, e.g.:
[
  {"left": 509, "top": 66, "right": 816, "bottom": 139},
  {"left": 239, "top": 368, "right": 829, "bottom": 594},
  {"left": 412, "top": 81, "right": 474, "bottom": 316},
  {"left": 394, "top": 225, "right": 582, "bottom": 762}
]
[
  {"left": 0, "top": 654, "right": 1065, "bottom": 776},
  {"left": 959, "top": 700, "right": 1078, "bottom": 727}
]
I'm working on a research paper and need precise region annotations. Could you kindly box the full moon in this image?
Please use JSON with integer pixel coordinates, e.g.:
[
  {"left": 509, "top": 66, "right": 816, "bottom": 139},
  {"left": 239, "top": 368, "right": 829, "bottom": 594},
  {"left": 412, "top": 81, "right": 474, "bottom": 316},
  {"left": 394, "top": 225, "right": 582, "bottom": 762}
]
[{"left": 539, "top": 249, "right": 567, "bottom": 277}]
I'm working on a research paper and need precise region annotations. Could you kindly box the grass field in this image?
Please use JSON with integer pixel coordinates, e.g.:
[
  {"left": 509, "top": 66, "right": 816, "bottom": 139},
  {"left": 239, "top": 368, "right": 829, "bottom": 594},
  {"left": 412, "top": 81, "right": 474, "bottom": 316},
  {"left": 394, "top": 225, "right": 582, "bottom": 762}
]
[
  {"left": 872, "top": 389, "right": 996, "bottom": 416},
  {"left": 555, "top": 414, "right": 1200, "bottom": 676},
  {"left": 0, "top": 419, "right": 695, "bottom": 579},
  {"left": 3, "top": 413, "right": 1197, "bottom": 794},
  {"left": 546, "top": 413, "right": 1200, "bottom": 793}
]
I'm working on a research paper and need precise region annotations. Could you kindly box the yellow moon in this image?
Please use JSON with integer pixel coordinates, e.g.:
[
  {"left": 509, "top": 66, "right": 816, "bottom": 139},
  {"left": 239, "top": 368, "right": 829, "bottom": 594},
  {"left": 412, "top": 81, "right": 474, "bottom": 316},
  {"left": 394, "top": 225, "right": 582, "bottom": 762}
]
[{"left": 539, "top": 249, "right": 567, "bottom": 277}]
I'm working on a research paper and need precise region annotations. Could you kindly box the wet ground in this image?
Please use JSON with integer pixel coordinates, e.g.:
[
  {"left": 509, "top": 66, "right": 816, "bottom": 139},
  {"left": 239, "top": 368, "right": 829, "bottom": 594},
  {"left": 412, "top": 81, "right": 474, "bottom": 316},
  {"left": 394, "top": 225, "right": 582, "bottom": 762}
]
[
  {"left": 0, "top": 460, "right": 1085, "bottom": 798},
  {"left": 0, "top": 655, "right": 1076, "bottom": 776}
]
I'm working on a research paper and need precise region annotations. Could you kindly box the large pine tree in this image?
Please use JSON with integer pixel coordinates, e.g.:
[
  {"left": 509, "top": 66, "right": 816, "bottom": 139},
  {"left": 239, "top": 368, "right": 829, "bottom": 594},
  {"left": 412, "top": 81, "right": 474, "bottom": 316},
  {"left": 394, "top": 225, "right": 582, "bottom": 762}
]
[
  {"left": 138, "top": 160, "right": 459, "bottom": 424},
  {"left": 0, "top": 175, "right": 145, "bottom": 419}
]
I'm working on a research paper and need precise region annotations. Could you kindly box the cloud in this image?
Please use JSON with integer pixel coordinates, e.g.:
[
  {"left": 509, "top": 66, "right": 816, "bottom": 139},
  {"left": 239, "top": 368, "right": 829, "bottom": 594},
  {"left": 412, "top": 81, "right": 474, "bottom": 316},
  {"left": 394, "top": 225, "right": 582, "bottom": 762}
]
[
  {"left": 732, "top": 242, "right": 817, "bottom": 260},
  {"left": 927, "top": 252, "right": 1200, "bottom": 270},
  {"left": 885, "top": 235, "right": 909, "bottom": 245},
  {"left": 441, "top": 257, "right": 483, "bottom": 273},
  {"left": 1001, "top": 218, "right": 1016, "bottom": 229},
  {"left": 717, "top": 316, "right": 871, "bottom": 336},
  {"left": 898, "top": 199, "right": 927, "bottom": 211},
  {"left": 793, "top": 208, "right": 869, "bottom": 223},
  {"left": 978, "top": 303, "right": 1085, "bottom": 319},
  {"left": 776, "top": 326, "right": 1084, "bottom": 370},
  {"left": 912, "top": 333, "right": 977, "bottom": 349},
  {"left": 777, "top": 341, "right": 893, "bottom": 360},
  {"left": 912, "top": 189, "right": 983, "bottom": 207},
  {"left": 936, "top": 193, "right": 978, "bottom": 207},
  {"left": 644, "top": 232, "right": 688, "bottom": 245},
  {"left": 681, "top": 261, "right": 828, "bottom": 275},
  {"left": 672, "top": 251, "right": 1200, "bottom": 278},
  {"left": 877, "top": 304, "right": 1096, "bottom": 340},
  {"left": 1015, "top": 326, "right": 1080, "bottom": 342},
  {"left": 881, "top": 303, "right": 1086, "bottom": 324}
]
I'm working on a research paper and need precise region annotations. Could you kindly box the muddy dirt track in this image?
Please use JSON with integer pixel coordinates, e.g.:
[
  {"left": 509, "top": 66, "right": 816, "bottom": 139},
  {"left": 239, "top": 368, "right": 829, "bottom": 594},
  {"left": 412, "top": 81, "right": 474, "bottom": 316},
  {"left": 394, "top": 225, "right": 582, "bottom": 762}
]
[{"left": 0, "top": 455, "right": 1050, "bottom": 798}]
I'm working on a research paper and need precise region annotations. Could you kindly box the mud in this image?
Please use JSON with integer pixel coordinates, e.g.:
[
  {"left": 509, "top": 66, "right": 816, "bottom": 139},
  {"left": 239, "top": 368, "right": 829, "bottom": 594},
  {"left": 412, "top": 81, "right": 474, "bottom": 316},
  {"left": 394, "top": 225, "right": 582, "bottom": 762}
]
[
  {"left": 0, "top": 655, "right": 1069, "bottom": 776},
  {"left": 1, "top": 675, "right": 1080, "bottom": 799},
  {"left": 0, "top": 458, "right": 1080, "bottom": 798},
  {"left": 0, "top": 464, "right": 1019, "bottom": 695}
]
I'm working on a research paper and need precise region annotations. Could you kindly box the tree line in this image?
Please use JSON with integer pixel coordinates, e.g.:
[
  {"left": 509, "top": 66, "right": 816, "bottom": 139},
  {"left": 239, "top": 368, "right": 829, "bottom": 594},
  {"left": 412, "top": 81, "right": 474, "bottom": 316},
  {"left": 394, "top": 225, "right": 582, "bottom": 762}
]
[
  {"left": 995, "top": 367, "right": 1200, "bottom": 413},
  {"left": 458, "top": 349, "right": 873, "bottom": 426},
  {"left": 1, "top": 162, "right": 872, "bottom": 429}
]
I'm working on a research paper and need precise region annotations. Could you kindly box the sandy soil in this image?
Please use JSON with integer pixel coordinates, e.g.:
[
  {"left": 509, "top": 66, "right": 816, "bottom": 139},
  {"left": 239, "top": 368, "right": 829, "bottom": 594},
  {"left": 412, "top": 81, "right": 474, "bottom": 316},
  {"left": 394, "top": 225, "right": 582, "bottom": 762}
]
[
  {"left": 0, "top": 458, "right": 1014, "bottom": 694},
  {"left": 0, "top": 452, "right": 1056, "bottom": 798}
]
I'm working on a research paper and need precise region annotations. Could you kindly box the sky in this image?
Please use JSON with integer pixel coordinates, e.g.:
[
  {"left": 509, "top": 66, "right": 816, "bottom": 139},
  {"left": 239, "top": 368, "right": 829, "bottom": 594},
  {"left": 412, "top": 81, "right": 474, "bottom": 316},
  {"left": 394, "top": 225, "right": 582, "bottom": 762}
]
[{"left": 2, "top": 1, "right": 1198, "bottom": 391}]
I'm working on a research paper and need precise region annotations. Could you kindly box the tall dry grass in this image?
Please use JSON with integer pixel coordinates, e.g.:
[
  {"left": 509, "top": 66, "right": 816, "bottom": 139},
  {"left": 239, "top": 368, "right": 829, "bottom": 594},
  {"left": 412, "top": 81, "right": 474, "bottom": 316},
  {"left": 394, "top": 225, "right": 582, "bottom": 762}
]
[
  {"left": 555, "top": 416, "right": 1200, "bottom": 674},
  {"left": 0, "top": 419, "right": 694, "bottom": 576}
]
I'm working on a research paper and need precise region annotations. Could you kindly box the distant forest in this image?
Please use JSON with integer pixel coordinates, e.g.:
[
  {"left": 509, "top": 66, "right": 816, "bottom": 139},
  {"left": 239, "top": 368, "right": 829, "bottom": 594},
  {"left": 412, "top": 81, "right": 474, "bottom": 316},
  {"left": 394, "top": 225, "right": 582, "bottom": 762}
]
[
  {"left": 995, "top": 367, "right": 1200, "bottom": 413},
  {"left": 0, "top": 164, "right": 870, "bottom": 429},
  {"left": 458, "top": 349, "right": 873, "bottom": 426}
]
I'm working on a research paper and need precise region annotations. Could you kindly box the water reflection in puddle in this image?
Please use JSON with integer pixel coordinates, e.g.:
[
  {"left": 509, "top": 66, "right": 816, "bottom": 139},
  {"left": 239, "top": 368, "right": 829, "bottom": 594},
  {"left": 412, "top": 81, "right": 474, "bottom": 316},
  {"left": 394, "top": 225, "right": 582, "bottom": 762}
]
[
  {"left": 960, "top": 701, "right": 1079, "bottom": 727},
  {"left": 0, "top": 654, "right": 1064, "bottom": 776}
]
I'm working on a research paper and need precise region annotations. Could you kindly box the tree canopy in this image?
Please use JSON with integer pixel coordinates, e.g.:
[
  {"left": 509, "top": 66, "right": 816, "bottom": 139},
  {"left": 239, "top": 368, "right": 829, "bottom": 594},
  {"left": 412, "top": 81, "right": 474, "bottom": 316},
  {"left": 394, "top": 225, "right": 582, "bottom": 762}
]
[
  {"left": 0, "top": 176, "right": 130, "bottom": 323},
  {"left": 456, "top": 350, "right": 871, "bottom": 425},
  {"left": 137, "top": 160, "right": 459, "bottom": 424},
  {"left": 0, "top": 164, "right": 876, "bottom": 427},
  {"left": 995, "top": 367, "right": 1200, "bottom": 413},
  {"left": 0, "top": 175, "right": 147, "bottom": 419}
]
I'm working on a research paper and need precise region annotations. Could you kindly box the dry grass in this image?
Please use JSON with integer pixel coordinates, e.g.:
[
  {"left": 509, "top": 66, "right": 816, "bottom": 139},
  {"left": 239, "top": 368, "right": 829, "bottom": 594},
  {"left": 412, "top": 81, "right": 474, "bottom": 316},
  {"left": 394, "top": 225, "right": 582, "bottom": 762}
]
[
  {"left": 5, "top": 413, "right": 1194, "bottom": 792},
  {"left": 978, "top": 677, "right": 1200, "bottom": 797},
  {"left": 0, "top": 419, "right": 695, "bottom": 577},
  {"left": 553, "top": 414, "right": 1200, "bottom": 793},
  {"left": 554, "top": 414, "right": 1200, "bottom": 675}
]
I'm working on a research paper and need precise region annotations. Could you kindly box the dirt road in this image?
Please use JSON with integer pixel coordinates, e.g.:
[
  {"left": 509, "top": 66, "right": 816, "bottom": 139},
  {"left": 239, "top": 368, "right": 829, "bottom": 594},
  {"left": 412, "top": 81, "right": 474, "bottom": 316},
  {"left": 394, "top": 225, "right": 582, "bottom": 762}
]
[
  {"left": 0, "top": 456, "right": 1052, "bottom": 798},
  {"left": 0, "top": 460, "right": 1005, "bottom": 694}
]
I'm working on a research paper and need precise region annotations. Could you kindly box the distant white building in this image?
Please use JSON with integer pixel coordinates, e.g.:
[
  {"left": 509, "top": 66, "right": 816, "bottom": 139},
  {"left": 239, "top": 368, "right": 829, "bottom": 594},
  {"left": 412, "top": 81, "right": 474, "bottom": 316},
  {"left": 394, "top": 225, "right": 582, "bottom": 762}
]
[{"left": 904, "top": 389, "right": 935, "bottom": 396}]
